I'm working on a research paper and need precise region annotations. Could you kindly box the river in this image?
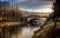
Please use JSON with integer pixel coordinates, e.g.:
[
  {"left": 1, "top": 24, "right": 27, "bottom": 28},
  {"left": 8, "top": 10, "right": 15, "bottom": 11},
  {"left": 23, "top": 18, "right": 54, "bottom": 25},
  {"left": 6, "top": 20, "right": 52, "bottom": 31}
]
[
  {"left": 11, "top": 27, "right": 40, "bottom": 38},
  {"left": 0, "top": 18, "right": 46, "bottom": 38},
  {"left": 0, "top": 23, "right": 40, "bottom": 38}
]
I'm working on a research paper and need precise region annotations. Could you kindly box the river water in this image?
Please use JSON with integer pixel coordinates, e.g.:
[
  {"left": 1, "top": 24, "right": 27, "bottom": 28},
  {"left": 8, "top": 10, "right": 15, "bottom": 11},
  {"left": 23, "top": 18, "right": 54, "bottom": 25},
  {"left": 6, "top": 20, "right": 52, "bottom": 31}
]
[
  {"left": 0, "top": 18, "right": 46, "bottom": 38},
  {"left": 0, "top": 23, "right": 40, "bottom": 38},
  {"left": 11, "top": 26, "right": 40, "bottom": 38},
  {"left": 10, "top": 23, "right": 40, "bottom": 38}
]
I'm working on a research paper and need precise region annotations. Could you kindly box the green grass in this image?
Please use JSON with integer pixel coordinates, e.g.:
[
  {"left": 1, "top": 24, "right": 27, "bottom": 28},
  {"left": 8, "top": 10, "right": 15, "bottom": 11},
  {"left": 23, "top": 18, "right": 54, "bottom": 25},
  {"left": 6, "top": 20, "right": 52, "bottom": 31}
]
[
  {"left": 32, "top": 21, "right": 60, "bottom": 38},
  {"left": 32, "top": 21, "right": 54, "bottom": 38},
  {"left": 57, "top": 18, "right": 60, "bottom": 21},
  {"left": 56, "top": 22, "right": 60, "bottom": 28}
]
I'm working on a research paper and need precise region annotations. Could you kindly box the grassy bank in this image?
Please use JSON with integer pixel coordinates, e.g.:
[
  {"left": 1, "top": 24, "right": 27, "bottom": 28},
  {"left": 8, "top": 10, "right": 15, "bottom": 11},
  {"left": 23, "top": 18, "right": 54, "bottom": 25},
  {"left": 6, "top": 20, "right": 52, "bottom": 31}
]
[{"left": 32, "top": 21, "right": 60, "bottom": 38}]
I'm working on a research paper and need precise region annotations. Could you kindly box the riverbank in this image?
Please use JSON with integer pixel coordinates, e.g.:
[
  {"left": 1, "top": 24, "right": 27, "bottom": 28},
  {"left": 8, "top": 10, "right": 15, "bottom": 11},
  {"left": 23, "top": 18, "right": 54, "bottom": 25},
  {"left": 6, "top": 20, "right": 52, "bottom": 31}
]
[
  {"left": 32, "top": 21, "right": 54, "bottom": 38},
  {"left": 32, "top": 21, "right": 60, "bottom": 38},
  {"left": 0, "top": 21, "right": 26, "bottom": 27}
]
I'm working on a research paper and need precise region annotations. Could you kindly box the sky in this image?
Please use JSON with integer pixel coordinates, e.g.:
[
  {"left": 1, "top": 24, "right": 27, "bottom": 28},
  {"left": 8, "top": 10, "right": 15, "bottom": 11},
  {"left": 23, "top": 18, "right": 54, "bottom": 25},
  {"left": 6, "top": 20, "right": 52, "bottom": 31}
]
[{"left": 0, "top": 0, "right": 55, "bottom": 12}]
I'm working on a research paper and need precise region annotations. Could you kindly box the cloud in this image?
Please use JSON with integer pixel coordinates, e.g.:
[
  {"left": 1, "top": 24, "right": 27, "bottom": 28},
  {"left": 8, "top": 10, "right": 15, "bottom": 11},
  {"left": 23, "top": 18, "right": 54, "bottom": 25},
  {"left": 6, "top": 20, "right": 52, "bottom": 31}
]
[
  {"left": 18, "top": 0, "right": 54, "bottom": 12},
  {"left": 0, "top": 0, "right": 54, "bottom": 12},
  {"left": 17, "top": 0, "right": 29, "bottom": 2},
  {"left": 18, "top": 1, "right": 53, "bottom": 9}
]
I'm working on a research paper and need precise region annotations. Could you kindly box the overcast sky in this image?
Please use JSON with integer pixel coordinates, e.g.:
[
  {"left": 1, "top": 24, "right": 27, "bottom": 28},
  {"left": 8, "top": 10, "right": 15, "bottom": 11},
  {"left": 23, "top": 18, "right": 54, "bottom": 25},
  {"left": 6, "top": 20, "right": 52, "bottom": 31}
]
[{"left": 0, "top": 0, "right": 55, "bottom": 12}]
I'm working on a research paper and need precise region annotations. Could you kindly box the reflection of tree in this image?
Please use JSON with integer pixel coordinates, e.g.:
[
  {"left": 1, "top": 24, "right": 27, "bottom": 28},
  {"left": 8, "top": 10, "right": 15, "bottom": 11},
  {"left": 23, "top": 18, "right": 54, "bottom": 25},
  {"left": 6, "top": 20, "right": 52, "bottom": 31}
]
[{"left": 0, "top": 25, "right": 23, "bottom": 38}]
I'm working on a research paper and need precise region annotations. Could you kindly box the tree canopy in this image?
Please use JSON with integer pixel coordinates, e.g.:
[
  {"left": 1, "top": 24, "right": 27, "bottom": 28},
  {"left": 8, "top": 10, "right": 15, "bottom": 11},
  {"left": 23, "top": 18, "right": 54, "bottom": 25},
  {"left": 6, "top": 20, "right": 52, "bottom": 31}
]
[{"left": 51, "top": 0, "right": 60, "bottom": 19}]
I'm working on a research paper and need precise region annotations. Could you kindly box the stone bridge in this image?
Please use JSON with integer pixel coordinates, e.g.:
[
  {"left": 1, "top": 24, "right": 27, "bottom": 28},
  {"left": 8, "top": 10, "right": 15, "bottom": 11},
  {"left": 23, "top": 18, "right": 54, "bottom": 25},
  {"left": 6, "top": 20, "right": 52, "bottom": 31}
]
[{"left": 24, "top": 15, "right": 49, "bottom": 22}]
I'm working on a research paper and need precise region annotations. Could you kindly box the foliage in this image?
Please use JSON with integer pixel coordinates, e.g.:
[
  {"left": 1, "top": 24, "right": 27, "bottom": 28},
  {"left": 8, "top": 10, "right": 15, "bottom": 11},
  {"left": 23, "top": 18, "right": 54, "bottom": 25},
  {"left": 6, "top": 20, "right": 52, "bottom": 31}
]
[
  {"left": 51, "top": 0, "right": 60, "bottom": 19},
  {"left": 32, "top": 21, "right": 60, "bottom": 38}
]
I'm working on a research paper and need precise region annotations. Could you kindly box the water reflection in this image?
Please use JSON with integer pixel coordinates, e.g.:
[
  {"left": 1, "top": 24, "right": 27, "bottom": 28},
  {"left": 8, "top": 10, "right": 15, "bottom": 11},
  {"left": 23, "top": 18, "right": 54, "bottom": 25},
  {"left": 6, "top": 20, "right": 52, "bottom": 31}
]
[
  {"left": 11, "top": 27, "right": 40, "bottom": 38},
  {"left": 0, "top": 23, "right": 40, "bottom": 38}
]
